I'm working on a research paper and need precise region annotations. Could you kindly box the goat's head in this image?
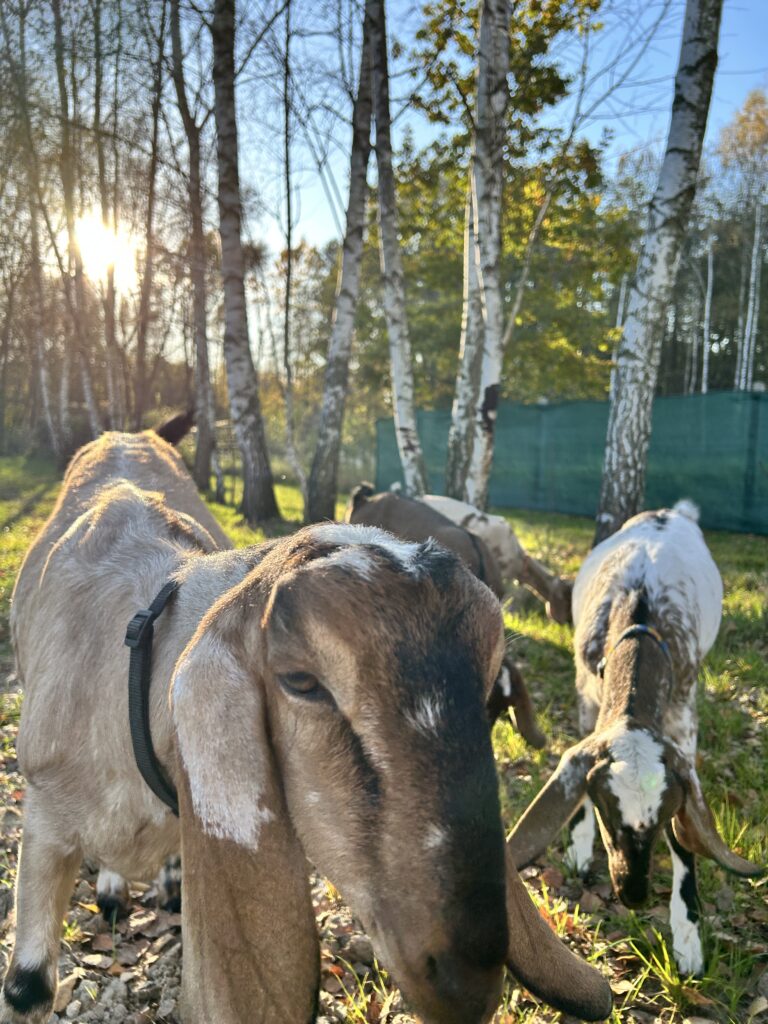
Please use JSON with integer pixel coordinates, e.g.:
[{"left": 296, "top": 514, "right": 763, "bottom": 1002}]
[
  {"left": 170, "top": 524, "right": 612, "bottom": 1023},
  {"left": 508, "top": 727, "right": 761, "bottom": 910}
]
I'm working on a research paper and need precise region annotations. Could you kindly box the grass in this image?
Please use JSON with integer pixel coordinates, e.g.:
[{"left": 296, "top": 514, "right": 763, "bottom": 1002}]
[{"left": 0, "top": 458, "right": 766, "bottom": 1023}]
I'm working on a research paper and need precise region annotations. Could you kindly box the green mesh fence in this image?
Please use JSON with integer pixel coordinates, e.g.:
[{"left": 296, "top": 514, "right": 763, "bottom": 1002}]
[{"left": 375, "top": 392, "right": 768, "bottom": 535}]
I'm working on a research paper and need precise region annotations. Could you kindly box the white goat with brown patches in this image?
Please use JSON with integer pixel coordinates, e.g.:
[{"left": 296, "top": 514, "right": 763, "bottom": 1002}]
[
  {"left": 2, "top": 432, "right": 611, "bottom": 1024},
  {"left": 508, "top": 501, "right": 762, "bottom": 976}
]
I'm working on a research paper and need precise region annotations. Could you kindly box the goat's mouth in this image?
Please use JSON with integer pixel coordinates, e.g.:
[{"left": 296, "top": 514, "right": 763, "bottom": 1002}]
[{"left": 367, "top": 907, "right": 506, "bottom": 1024}]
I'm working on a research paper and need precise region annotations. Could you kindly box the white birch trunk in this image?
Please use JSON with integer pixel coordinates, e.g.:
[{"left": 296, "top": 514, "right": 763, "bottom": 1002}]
[
  {"left": 171, "top": 0, "right": 217, "bottom": 490},
  {"left": 740, "top": 202, "right": 762, "bottom": 391},
  {"left": 370, "top": 0, "right": 428, "bottom": 496},
  {"left": 211, "top": 0, "right": 279, "bottom": 523},
  {"left": 733, "top": 236, "right": 749, "bottom": 388},
  {"left": 306, "top": 9, "right": 373, "bottom": 522},
  {"left": 446, "top": 180, "right": 484, "bottom": 500},
  {"left": 463, "top": 0, "right": 509, "bottom": 510},
  {"left": 701, "top": 235, "right": 714, "bottom": 393},
  {"left": 594, "top": 0, "right": 723, "bottom": 543}
]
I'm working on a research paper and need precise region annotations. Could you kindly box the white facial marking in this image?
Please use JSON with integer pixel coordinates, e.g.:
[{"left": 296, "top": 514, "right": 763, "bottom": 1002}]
[
  {"left": 406, "top": 694, "right": 444, "bottom": 736},
  {"left": 607, "top": 729, "right": 666, "bottom": 830},
  {"left": 311, "top": 523, "right": 423, "bottom": 573},
  {"left": 666, "top": 836, "right": 704, "bottom": 976},
  {"left": 424, "top": 823, "right": 447, "bottom": 851},
  {"left": 305, "top": 790, "right": 321, "bottom": 805},
  {"left": 565, "top": 797, "right": 596, "bottom": 874}
]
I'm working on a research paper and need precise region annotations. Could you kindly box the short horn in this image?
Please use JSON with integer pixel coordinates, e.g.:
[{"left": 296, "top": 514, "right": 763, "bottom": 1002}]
[
  {"left": 673, "top": 771, "right": 763, "bottom": 877},
  {"left": 507, "top": 741, "right": 596, "bottom": 868},
  {"left": 505, "top": 846, "right": 613, "bottom": 1020}
]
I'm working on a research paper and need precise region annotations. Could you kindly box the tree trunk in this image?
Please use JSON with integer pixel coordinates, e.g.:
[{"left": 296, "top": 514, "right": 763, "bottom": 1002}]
[
  {"left": 170, "top": 0, "right": 217, "bottom": 490},
  {"left": 446, "top": 182, "right": 484, "bottom": 500},
  {"left": 0, "top": 3, "right": 60, "bottom": 456},
  {"left": 594, "top": 0, "right": 723, "bottom": 544},
  {"left": 369, "top": 0, "right": 428, "bottom": 496},
  {"left": 700, "top": 235, "right": 714, "bottom": 393},
  {"left": 134, "top": 0, "right": 168, "bottom": 430},
  {"left": 733, "top": 231, "right": 749, "bottom": 388},
  {"left": 93, "top": 0, "right": 124, "bottom": 430},
  {"left": 462, "top": 0, "right": 509, "bottom": 510},
  {"left": 741, "top": 202, "right": 762, "bottom": 391},
  {"left": 51, "top": 0, "right": 101, "bottom": 440},
  {"left": 305, "top": 10, "right": 373, "bottom": 522},
  {"left": 211, "top": 0, "right": 279, "bottom": 523},
  {"left": 0, "top": 286, "right": 13, "bottom": 454},
  {"left": 279, "top": 0, "right": 308, "bottom": 505}
]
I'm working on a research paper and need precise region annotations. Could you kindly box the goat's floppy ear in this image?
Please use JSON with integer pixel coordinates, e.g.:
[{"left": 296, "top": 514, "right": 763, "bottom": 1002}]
[
  {"left": 504, "top": 846, "right": 613, "bottom": 1020},
  {"left": 171, "top": 582, "right": 320, "bottom": 1022},
  {"left": 673, "top": 770, "right": 763, "bottom": 877},
  {"left": 507, "top": 739, "right": 597, "bottom": 868}
]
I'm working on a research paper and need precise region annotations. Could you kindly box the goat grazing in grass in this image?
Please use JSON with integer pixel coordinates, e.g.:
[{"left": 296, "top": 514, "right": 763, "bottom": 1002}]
[
  {"left": 2, "top": 431, "right": 611, "bottom": 1024},
  {"left": 421, "top": 494, "right": 573, "bottom": 625},
  {"left": 347, "top": 484, "right": 546, "bottom": 748},
  {"left": 508, "top": 501, "right": 762, "bottom": 976}
]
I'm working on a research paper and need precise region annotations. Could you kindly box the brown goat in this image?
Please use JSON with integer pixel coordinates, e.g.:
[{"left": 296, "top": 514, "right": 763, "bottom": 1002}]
[
  {"left": 347, "top": 485, "right": 546, "bottom": 748},
  {"left": 2, "top": 432, "right": 611, "bottom": 1024}
]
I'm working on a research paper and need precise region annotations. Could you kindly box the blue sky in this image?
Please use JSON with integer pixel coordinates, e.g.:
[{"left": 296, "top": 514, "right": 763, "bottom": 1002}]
[{"left": 260, "top": 0, "right": 768, "bottom": 252}]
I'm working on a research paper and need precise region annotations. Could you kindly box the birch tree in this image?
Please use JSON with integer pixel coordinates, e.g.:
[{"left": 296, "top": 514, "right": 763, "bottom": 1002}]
[
  {"left": 594, "top": 0, "right": 723, "bottom": 544},
  {"left": 0, "top": 2, "right": 60, "bottom": 457},
  {"left": 211, "top": 0, "right": 279, "bottom": 523},
  {"left": 369, "top": 0, "right": 428, "bottom": 496},
  {"left": 700, "top": 234, "right": 714, "bottom": 393},
  {"left": 170, "top": 0, "right": 221, "bottom": 493},
  {"left": 306, "top": 13, "right": 373, "bottom": 522},
  {"left": 457, "top": 0, "right": 509, "bottom": 508}
]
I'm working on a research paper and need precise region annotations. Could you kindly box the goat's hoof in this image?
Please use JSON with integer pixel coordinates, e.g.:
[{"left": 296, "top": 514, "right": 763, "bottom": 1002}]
[
  {"left": 157, "top": 856, "right": 182, "bottom": 913},
  {"left": 0, "top": 968, "right": 54, "bottom": 1024},
  {"left": 96, "top": 892, "right": 130, "bottom": 924}
]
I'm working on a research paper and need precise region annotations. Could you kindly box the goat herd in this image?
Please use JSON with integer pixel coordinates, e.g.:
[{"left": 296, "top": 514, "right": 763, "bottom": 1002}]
[{"left": 0, "top": 426, "right": 762, "bottom": 1024}]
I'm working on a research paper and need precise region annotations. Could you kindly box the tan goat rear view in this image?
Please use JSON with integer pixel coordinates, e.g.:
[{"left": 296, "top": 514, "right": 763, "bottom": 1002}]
[{"left": 2, "top": 431, "right": 611, "bottom": 1024}]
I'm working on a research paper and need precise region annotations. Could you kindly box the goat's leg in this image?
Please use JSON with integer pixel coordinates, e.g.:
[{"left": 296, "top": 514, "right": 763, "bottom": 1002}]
[
  {"left": 665, "top": 824, "right": 704, "bottom": 977},
  {"left": 0, "top": 803, "right": 81, "bottom": 1024},
  {"left": 156, "top": 855, "right": 181, "bottom": 912},
  {"left": 518, "top": 554, "right": 573, "bottom": 625},
  {"left": 564, "top": 798, "right": 595, "bottom": 875},
  {"left": 95, "top": 868, "right": 130, "bottom": 923}
]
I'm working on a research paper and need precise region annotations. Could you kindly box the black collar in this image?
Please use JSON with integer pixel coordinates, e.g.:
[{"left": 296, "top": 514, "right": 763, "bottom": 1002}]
[
  {"left": 597, "top": 623, "right": 671, "bottom": 678},
  {"left": 125, "top": 580, "right": 180, "bottom": 816}
]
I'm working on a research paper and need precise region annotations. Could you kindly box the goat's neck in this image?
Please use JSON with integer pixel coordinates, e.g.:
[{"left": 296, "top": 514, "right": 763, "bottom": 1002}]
[{"left": 596, "top": 638, "right": 670, "bottom": 733}]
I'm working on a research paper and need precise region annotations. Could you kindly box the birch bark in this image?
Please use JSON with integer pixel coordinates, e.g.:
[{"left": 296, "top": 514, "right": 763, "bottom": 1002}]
[
  {"left": 462, "top": 0, "right": 509, "bottom": 509},
  {"left": 445, "top": 182, "right": 484, "bottom": 500},
  {"left": 740, "top": 201, "right": 762, "bottom": 390},
  {"left": 700, "top": 234, "right": 714, "bottom": 393},
  {"left": 594, "top": 0, "right": 723, "bottom": 544},
  {"left": 306, "top": 17, "right": 373, "bottom": 522},
  {"left": 211, "top": 0, "right": 279, "bottom": 523},
  {"left": 170, "top": 0, "right": 218, "bottom": 491},
  {"left": 369, "top": 0, "right": 428, "bottom": 496}
]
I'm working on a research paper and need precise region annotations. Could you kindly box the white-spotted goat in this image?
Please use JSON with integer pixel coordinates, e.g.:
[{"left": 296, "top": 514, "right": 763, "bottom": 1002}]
[{"left": 508, "top": 501, "right": 762, "bottom": 976}]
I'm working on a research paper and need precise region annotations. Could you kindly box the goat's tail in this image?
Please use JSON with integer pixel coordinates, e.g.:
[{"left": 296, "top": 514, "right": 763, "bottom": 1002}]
[
  {"left": 350, "top": 481, "right": 375, "bottom": 513},
  {"left": 154, "top": 410, "right": 195, "bottom": 447},
  {"left": 673, "top": 498, "right": 700, "bottom": 522}
]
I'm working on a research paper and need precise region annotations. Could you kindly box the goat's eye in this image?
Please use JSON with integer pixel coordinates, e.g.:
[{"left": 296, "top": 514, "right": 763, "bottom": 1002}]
[{"left": 278, "top": 671, "right": 322, "bottom": 698}]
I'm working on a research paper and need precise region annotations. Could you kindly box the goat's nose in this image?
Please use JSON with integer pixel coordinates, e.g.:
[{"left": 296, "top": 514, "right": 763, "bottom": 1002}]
[{"left": 424, "top": 950, "right": 504, "bottom": 1024}]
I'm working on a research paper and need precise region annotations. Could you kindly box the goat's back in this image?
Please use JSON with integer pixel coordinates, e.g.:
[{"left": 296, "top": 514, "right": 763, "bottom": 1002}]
[
  {"left": 573, "top": 506, "right": 722, "bottom": 667},
  {"left": 422, "top": 495, "right": 523, "bottom": 579},
  {"left": 348, "top": 491, "right": 504, "bottom": 597}
]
